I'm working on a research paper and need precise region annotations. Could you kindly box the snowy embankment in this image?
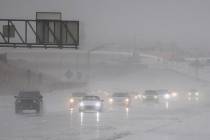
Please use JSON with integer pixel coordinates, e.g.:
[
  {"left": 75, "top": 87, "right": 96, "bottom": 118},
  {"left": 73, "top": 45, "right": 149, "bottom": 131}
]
[{"left": 163, "top": 61, "right": 210, "bottom": 83}]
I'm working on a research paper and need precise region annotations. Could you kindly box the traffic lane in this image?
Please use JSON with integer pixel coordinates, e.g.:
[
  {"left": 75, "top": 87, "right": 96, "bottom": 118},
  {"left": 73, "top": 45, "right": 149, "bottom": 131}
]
[
  {"left": 74, "top": 98, "right": 210, "bottom": 139},
  {"left": 67, "top": 99, "right": 207, "bottom": 139},
  {"left": 125, "top": 101, "right": 210, "bottom": 140},
  {"left": 0, "top": 95, "right": 208, "bottom": 140}
]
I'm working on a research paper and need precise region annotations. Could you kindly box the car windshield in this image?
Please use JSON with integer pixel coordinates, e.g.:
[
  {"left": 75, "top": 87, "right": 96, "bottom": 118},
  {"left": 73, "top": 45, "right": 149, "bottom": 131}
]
[
  {"left": 112, "top": 93, "right": 129, "bottom": 97},
  {"left": 157, "top": 89, "right": 169, "bottom": 94},
  {"left": 189, "top": 89, "right": 198, "bottom": 93},
  {"left": 18, "top": 91, "right": 41, "bottom": 97},
  {"left": 144, "top": 90, "right": 158, "bottom": 95},
  {"left": 83, "top": 96, "right": 100, "bottom": 101},
  {"left": 72, "top": 92, "right": 86, "bottom": 97}
]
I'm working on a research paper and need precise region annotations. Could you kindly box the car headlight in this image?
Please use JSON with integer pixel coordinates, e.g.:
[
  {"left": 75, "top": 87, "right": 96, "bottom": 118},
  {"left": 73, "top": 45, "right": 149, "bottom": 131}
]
[
  {"left": 171, "top": 92, "right": 177, "bottom": 97},
  {"left": 188, "top": 92, "right": 192, "bottom": 96},
  {"left": 142, "top": 95, "right": 146, "bottom": 99},
  {"left": 154, "top": 95, "right": 158, "bottom": 99},
  {"left": 95, "top": 102, "right": 101, "bottom": 107},
  {"left": 109, "top": 98, "right": 113, "bottom": 103},
  {"left": 69, "top": 98, "right": 74, "bottom": 103},
  {"left": 195, "top": 92, "right": 199, "bottom": 96},
  {"left": 80, "top": 102, "right": 84, "bottom": 107},
  {"left": 164, "top": 94, "right": 170, "bottom": 99},
  {"left": 125, "top": 98, "right": 129, "bottom": 102}
]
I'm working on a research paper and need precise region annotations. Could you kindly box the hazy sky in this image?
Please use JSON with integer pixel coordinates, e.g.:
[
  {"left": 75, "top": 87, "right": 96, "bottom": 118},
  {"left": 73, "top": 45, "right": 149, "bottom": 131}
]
[{"left": 0, "top": 0, "right": 210, "bottom": 49}]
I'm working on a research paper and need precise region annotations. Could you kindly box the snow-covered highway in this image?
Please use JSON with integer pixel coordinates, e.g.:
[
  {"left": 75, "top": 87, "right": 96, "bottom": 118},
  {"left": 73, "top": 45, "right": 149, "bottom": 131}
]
[{"left": 0, "top": 66, "right": 210, "bottom": 140}]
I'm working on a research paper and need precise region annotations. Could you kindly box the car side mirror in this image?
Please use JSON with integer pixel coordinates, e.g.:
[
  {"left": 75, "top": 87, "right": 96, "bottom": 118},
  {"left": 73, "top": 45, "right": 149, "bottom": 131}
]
[{"left": 14, "top": 96, "right": 17, "bottom": 98}]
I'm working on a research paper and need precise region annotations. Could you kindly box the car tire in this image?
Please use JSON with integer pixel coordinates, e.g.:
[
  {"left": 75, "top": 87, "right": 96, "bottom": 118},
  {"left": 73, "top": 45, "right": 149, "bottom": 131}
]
[
  {"left": 36, "top": 107, "right": 40, "bottom": 113},
  {"left": 15, "top": 107, "right": 21, "bottom": 114}
]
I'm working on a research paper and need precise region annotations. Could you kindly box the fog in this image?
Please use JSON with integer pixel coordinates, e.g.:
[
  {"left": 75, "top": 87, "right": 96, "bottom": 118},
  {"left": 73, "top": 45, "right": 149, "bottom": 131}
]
[
  {"left": 1, "top": 0, "right": 210, "bottom": 48},
  {"left": 0, "top": 0, "right": 210, "bottom": 140}
]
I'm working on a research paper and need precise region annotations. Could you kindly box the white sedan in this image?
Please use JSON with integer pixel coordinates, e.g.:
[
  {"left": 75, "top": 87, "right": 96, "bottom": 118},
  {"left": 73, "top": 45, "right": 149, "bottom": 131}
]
[{"left": 79, "top": 96, "right": 103, "bottom": 112}]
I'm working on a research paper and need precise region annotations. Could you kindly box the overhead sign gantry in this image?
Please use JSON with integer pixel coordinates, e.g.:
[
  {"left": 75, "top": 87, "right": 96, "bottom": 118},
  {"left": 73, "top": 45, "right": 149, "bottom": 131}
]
[{"left": 0, "top": 12, "right": 79, "bottom": 49}]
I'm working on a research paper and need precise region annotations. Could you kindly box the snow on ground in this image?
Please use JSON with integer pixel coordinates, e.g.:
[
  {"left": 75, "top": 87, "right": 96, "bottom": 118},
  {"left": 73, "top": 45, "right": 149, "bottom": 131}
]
[
  {"left": 89, "top": 62, "right": 209, "bottom": 92},
  {"left": 0, "top": 65, "right": 210, "bottom": 140}
]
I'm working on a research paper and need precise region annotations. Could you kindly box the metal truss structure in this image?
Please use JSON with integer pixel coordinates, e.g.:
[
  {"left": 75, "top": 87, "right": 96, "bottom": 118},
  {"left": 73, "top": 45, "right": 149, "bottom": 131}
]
[{"left": 0, "top": 19, "right": 79, "bottom": 49}]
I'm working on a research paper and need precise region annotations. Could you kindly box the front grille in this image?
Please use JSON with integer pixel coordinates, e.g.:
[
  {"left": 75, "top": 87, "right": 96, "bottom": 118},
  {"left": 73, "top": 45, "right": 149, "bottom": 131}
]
[
  {"left": 16, "top": 99, "right": 39, "bottom": 107},
  {"left": 19, "top": 99, "right": 34, "bottom": 104},
  {"left": 84, "top": 105, "right": 95, "bottom": 110}
]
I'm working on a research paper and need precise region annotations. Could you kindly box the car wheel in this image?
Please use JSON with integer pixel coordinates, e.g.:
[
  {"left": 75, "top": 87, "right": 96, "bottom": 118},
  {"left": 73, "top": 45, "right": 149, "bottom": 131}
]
[
  {"left": 36, "top": 108, "right": 40, "bottom": 113},
  {"left": 15, "top": 107, "right": 21, "bottom": 114}
]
